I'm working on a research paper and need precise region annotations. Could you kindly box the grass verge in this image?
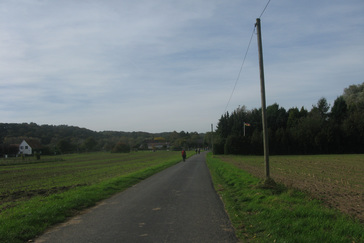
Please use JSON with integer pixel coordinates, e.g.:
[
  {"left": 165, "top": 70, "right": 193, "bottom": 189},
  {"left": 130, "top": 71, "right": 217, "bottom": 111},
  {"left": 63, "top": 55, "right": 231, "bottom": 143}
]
[
  {"left": 0, "top": 156, "right": 182, "bottom": 243},
  {"left": 206, "top": 153, "right": 363, "bottom": 243}
]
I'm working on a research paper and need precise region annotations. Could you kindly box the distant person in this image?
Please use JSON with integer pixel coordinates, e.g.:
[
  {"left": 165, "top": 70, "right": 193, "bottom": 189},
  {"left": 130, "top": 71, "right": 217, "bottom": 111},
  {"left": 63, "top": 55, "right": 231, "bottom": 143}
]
[
  {"left": 182, "top": 149, "right": 186, "bottom": 162},
  {"left": 198, "top": 148, "right": 200, "bottom": 154}
]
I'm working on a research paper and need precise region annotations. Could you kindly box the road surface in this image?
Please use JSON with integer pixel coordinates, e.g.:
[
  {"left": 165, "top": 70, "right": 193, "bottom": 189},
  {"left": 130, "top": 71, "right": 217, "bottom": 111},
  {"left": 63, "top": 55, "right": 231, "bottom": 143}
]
[{"left": 35, "top": 152, "right": 237, "bottom": 243}]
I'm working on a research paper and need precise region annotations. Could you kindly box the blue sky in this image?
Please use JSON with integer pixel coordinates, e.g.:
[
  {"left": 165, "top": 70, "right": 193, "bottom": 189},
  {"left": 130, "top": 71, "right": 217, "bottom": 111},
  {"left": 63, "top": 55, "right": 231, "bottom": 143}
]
[{"left": 1, "top": 0, "right": 363, "bottom": 133}]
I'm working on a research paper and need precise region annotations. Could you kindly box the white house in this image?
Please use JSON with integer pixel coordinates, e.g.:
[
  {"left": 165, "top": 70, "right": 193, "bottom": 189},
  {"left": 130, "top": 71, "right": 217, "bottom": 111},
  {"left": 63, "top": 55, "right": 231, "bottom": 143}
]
[{"left": 19, "top": 140, "right": 32, "bottom": 155}]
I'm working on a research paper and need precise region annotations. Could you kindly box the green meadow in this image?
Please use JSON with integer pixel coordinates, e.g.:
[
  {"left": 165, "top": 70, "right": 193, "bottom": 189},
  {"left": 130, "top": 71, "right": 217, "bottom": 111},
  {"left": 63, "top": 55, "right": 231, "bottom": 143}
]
[{"left": 0, "top": 151, "right": 189, "bottom": 243}]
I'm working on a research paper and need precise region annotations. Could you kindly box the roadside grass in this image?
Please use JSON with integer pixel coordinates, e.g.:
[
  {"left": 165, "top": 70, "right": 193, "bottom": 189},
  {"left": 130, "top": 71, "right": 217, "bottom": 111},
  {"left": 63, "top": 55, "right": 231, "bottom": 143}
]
[
  {"left": 216, "top": 154, "right": 364, "bottom": 223},
  {"left": 0, "top": 151, "right": 190, "bottom": 243},
  {"left": 206, "top": 153, "right": 364, "bottom": 243}
]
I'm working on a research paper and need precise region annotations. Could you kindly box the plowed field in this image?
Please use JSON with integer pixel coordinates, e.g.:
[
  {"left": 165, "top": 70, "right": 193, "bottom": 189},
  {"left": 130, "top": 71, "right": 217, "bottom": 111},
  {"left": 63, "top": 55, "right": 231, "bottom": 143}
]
[{"left": 217, "top": 154, "right": 364, "bottom": 223}]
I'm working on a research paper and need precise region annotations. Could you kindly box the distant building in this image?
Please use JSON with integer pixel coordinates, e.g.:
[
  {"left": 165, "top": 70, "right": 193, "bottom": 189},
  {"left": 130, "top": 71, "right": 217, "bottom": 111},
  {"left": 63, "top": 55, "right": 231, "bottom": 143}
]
[
  {"left": 19, "top": 140, "right": 32, "bottom": 155},
  {"left": 147, "top": 142, "right": 169, "bottom": 150},
  {"left": 19, "top": 139, "right": 42, "bottom": 155},
  {"left": 140, "top": 138, "right": 170, "bottom": 150}
]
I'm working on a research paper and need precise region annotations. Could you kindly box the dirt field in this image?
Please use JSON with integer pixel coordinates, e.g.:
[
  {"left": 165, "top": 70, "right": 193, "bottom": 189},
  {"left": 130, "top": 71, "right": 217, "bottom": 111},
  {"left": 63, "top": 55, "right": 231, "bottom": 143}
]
[{"left": 217, "top": 154, "right": 364, "bottom": 223}]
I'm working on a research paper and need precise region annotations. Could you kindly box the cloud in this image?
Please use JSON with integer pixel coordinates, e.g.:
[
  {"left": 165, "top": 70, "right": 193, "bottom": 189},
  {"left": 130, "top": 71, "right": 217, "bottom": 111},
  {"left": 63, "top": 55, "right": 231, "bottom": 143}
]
[{"left": 0, "top": 0, "right": 363, "bottom": 132}]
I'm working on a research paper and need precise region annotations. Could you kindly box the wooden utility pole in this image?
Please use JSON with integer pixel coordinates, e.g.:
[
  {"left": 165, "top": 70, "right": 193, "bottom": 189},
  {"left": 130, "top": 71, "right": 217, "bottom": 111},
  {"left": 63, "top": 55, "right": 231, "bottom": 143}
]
[
  {"left": 243, "top": 122, "right": 246, "bottom": 137},
  {"left": 211, "top": 124, "right": 214, "bottom": 153},
  {"left": 256, "top": 18, "right": 270, "bottom": 178}
]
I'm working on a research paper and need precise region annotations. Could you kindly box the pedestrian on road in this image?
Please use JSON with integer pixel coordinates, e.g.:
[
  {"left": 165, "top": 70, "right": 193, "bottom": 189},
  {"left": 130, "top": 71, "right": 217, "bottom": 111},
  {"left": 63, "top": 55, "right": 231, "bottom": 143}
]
[{"left": 182, "top": 149, "right": 186, "bottom": 162}]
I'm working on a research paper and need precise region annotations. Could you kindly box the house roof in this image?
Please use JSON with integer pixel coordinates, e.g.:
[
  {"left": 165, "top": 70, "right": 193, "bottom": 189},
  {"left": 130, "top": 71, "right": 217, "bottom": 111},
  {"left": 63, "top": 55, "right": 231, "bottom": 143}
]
[{"left": 21, "top": 139, "right": 43, "bottom": 149}]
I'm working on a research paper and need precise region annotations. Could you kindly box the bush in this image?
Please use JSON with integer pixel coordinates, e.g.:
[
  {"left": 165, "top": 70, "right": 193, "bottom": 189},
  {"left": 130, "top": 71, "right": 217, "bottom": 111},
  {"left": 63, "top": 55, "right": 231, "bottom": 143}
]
[
  {"left": 111, "top": 142, "right": 130, "bottom": 153},
  {"left": 213, "top": 142, "right": 225, "bottom": 155},
  {"left": 224, "top": 135, "right": 250, "bottom": 155}
]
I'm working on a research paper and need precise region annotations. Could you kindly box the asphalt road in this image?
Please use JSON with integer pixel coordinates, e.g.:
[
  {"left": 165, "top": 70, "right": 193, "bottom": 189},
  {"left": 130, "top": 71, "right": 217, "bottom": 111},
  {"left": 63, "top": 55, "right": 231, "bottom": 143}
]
[{"left": 35, "top": 152, "right": 237, "bottom": 243}]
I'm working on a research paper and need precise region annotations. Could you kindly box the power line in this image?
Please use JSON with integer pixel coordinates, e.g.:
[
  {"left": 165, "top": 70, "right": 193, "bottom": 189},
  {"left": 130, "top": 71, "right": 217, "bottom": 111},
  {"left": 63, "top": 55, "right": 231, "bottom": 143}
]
[
  {"left": 224, "top": 26, "right": 256, "bottom": 113},
  {"left": 223, "top": 0, "right": 272, "bottom": 114},
  {"left": 259, "top": 0, "right": 272, "bottom": 18}
]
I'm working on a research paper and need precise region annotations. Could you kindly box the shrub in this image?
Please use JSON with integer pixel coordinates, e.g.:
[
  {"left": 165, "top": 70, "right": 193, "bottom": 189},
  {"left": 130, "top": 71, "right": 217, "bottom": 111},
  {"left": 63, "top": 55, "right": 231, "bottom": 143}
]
[
  {"left": 111, "top": 142, "right": 130, "bottom": 153},
  {"left": 224, "top": 135, "right": 250, "bottom": 155}
]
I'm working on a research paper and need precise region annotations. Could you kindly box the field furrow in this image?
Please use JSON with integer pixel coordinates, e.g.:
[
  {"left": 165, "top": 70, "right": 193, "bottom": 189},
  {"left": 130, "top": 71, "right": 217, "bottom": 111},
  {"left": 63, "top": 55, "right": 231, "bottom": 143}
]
[{"left": 217, "top": 154, "right": 364, "bottom": 223}]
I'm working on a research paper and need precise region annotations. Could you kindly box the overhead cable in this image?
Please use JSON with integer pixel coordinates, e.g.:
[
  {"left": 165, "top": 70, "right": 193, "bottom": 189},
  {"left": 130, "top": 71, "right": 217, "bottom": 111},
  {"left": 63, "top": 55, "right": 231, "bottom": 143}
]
[
  {"left": 259, "top": 0, "right": 272, "bottom": 18},
  {"left": 224, "top": 26, "right": 256, "bottom": 114},
  {"left": 223, "top": 0, "right": 272, "bottom": 114}
]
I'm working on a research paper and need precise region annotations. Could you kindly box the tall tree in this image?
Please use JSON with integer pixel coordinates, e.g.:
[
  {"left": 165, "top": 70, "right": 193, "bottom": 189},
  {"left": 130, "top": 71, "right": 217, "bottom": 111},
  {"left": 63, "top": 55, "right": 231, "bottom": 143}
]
[
  {"left": 343, "top": 82, "right": 364, "bottom": 110},
  {"left": 330, "top": 96, "right": 347, "bottom": 124},
  {"left": 314, "top": 97, "right": 330, "bottom": 120}
]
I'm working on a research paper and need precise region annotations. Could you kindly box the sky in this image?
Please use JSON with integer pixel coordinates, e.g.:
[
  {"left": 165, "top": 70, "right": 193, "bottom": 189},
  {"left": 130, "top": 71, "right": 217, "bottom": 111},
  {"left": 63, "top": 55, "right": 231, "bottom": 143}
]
[{"left": 1, "top": 0, "right": 363, "bottom": 133}]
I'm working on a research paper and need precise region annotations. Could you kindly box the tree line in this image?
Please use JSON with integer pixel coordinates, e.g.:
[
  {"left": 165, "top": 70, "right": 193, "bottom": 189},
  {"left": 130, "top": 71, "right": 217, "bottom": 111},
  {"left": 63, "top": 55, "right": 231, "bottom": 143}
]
[
  {"left": 213, "top": 83, "right": 364, "bottom": 155},
  {"left": 0, "top": 123, "right": 206, "bottom": 155}
]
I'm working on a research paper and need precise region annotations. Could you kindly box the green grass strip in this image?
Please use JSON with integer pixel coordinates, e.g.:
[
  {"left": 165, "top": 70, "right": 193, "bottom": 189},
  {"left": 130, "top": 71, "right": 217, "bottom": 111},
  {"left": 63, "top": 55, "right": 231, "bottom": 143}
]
[
  {"left": 206, "top": 153, "right": 364, "bottom": 243},
  {"left": 0, "top": 157, "right": 181, "bottom": 243}
]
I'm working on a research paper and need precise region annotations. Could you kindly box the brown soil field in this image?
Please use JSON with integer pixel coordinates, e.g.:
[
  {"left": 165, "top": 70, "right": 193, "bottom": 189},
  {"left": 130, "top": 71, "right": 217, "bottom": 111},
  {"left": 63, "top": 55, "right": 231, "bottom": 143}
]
[{"left": 217, "top": 154, "right": 364, "bottom": 223}]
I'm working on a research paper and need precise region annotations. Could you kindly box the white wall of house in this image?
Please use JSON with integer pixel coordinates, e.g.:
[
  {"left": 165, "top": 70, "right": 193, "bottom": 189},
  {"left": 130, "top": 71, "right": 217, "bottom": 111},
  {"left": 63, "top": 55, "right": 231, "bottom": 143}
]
[{"left": 19, "top": 140, "right": 32, "bottom": 155}]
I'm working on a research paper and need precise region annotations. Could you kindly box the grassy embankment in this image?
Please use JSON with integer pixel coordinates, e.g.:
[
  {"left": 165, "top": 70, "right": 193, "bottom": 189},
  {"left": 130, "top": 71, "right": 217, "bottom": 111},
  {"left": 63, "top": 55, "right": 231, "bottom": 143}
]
[
  {"left": 0, "top": 151, "right": 191, "bottom": 243},
  {"left": 206, "top": 153, "right": 364, "bottom": 242}
]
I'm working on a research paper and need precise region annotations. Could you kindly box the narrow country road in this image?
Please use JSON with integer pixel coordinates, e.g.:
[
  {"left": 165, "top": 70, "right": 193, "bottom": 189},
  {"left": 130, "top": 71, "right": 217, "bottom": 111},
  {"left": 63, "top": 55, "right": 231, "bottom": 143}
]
[{"left": 35, "top": 152, "right": 237, "bottom": 243}]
